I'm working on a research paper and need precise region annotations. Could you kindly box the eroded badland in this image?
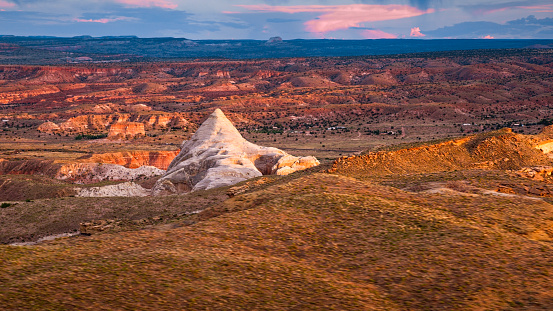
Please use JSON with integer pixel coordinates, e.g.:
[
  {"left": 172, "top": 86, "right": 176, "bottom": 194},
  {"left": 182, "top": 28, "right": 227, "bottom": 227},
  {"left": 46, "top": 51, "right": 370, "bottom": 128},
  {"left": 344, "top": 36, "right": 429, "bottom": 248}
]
[{"left": 2, "top": 49, "right": 553, "bottom": 309}]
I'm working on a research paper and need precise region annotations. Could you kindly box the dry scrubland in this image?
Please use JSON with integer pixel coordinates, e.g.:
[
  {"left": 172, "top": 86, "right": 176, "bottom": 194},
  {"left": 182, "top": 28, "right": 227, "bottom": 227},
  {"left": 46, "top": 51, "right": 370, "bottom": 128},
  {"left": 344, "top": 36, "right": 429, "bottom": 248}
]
[
  {"left": 1, "top": 50, "right": 553, "bottom": 309},
  {"left": 2, "top": 128, "right": 553, "bottom": 309},
  {"left": 1, "top": 49, "right": 553, "bottom": 164}
]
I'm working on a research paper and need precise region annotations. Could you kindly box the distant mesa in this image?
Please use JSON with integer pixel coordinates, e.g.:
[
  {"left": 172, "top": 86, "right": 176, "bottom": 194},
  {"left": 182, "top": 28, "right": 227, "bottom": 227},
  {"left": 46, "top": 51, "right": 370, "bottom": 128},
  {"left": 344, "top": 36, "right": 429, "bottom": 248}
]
[
  {"left": 153, "top": 109, "right": 319, "bottom": 195},
  {"left": 526, "top": 44, "right": 553, "bottom": 49},
  {"left": 265, "top": 36, "right": 284, "bottom": 45}
]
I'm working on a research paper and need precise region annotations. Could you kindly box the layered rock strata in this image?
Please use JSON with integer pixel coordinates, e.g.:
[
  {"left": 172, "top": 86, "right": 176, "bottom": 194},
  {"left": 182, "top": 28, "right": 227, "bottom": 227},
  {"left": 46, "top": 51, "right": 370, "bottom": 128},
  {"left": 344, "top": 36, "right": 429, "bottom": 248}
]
[
  {"left": 108, "top": 122, "right": 145, "bottom": 139},
  {"left": 82, "top": 150, "right": 180, "bottom": 170},
  {"left": 37, "top": 112, "right": 189, "bottom": 135}
]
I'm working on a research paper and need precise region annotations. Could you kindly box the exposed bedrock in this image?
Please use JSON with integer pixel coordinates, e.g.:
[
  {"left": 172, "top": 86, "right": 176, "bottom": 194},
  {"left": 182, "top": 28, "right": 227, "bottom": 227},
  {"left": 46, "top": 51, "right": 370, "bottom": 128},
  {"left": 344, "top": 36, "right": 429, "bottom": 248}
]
[{"left": 153, "top": 109, "right": 319, "bottom": 195}]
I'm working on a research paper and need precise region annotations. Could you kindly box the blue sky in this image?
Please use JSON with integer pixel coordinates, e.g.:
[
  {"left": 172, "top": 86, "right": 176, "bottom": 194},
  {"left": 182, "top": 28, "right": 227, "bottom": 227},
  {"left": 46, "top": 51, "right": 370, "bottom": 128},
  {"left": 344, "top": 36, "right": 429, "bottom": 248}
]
[{"left": 0, "top": 0, "right": 552, "bottom": 39}]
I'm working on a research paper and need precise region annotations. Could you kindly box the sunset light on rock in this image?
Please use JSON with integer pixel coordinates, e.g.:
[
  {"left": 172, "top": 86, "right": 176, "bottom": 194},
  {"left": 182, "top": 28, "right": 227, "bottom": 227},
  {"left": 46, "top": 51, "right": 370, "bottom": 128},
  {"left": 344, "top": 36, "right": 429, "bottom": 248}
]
[{"left": 0, "top": 1, "right": 553, "bottom": 309}]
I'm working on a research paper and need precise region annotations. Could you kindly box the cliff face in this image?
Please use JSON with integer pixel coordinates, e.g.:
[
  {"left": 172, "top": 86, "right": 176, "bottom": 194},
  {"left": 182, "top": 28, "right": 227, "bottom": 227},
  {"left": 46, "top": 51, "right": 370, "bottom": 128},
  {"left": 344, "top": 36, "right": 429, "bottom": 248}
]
[
  {"left": 0, "top": 158, "right": 166, "bottom": 184},
  {"left": 38, "top": 112, "right": 190, "bottom": 135},
  {"left": 0, "top": 85, "right": 60, "bottom": 104},
  {"left": 108, "top": 122, "right": 145, "bottom": 139},
  {"left": 84, "top": 150, "right": 180, "bottom": 170},
  {"left": 58, "top": 115, "right": 115, "bottom": 133}
]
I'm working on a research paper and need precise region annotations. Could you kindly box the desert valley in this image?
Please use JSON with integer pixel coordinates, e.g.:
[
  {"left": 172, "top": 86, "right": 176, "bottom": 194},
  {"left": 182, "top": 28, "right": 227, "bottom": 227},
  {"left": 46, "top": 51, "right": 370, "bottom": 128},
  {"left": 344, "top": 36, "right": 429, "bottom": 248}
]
[{"left": 1, "top": 41, "right": 553, "bottom": 309}]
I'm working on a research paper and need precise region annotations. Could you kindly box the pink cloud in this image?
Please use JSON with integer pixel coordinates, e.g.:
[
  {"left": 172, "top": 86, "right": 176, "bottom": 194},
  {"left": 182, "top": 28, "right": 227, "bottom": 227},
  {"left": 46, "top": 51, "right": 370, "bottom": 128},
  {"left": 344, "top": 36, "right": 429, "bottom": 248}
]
[
  {"left": 74, "top": 17, "right": 134, "bottom": 23},
  {"left": 518, "top": 4, "right": 553, "bottom": 12},
  {"left": 482, "top": 35, "right": 494, "bottom": 39},
  {"left": 361, "top": 29, "right": 397, "bottom": 39},
  {"left": 114, "top": 0, "right": 177, "bottom": 9},
  {"left": 477, "top": 4, "right": 553, "bottom": 15},
  {"left": 410, "top": 27, "right": 425, "bottom": 37},
  {"left": 235, "top": 4, "right": 434, "bottom": 33},
  {"left": 0, "top": 1, "right": 15, "bottom": 8},
  {"left": 476, "top": 7, "right": 509, "bottom": 15}
]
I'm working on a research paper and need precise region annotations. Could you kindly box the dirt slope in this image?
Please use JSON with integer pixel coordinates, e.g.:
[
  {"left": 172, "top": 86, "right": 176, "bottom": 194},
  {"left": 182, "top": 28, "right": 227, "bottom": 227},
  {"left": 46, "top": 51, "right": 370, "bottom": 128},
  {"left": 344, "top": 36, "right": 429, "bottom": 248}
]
[
  {"left": 1, "top": 173, "right": 553, "bottom": 309},
  {"left": 330, "top": 128, "right": 552, "bottom": 177}
]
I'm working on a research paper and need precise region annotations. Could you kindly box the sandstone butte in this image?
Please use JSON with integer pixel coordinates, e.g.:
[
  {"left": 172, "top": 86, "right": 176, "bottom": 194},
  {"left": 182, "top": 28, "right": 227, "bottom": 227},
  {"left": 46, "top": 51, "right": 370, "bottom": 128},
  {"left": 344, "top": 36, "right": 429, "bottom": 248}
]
[
  {"left": 107, "top": 122, "right": 145, "bottom": 140},
  {"left": 153, "top": 109, "right": 320, "bottom": 195}
]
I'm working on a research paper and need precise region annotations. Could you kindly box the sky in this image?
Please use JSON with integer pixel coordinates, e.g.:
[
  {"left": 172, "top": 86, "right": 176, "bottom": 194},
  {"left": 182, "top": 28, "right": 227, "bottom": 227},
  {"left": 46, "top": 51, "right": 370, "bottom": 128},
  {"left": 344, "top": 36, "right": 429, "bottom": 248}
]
[{"left": 0, "top": 0, "right": 552, "bottom": 39}]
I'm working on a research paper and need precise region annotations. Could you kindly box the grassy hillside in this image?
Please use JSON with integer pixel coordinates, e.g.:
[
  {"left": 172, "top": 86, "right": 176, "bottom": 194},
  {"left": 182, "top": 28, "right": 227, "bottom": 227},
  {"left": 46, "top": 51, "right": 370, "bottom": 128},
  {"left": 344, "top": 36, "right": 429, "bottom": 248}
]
[
  {"left": 2, "top": 128, "right": 553, "bottom": 309},
  {"left": 2, "top": 170, "right": 553, "bottom": 309}
]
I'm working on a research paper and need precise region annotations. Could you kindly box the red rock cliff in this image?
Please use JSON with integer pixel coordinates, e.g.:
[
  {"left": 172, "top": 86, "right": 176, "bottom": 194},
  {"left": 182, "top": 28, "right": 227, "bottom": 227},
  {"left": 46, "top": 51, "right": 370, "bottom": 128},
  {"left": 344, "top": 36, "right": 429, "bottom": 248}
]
[
  {"left": 108, "top": 122, "right": 145, "bottom": 139},
  {"left": 83, "top": 150, "right": 180, "bottom": 169}
]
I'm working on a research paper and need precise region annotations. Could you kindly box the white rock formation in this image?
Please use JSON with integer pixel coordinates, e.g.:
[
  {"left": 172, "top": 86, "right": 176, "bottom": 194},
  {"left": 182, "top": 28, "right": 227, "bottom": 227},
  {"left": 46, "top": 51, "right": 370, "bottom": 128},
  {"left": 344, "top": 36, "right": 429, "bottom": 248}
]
[
  {"left": 77, "top": 182, "right": 150, "bottom": 197},
  {"left": 153, "top": 109, "right": 319, "bottom": 194},
  {"left": 56, "top": 163, "right": 164, "bottom": 184}
]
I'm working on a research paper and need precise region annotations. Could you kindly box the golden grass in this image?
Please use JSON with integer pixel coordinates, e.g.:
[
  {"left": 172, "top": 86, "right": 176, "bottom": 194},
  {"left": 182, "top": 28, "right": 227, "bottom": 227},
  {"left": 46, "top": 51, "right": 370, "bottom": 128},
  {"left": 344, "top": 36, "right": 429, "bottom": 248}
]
[{"left": 2, "top": 172, "right": 553, "bottom": 309}]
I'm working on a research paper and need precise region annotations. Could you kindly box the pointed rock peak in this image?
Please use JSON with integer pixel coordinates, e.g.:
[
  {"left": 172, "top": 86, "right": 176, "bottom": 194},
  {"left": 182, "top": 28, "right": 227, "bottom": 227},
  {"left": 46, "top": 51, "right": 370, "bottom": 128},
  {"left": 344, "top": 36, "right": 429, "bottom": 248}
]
[
  {"left": 205, "top": 108, "right": 232, "bottom": 125},
  {"left": 191, "top": 108, "right": 243, "bottom": 143},
  {"left": 211, "top": 108, "right": 226, "bottom": 118}
]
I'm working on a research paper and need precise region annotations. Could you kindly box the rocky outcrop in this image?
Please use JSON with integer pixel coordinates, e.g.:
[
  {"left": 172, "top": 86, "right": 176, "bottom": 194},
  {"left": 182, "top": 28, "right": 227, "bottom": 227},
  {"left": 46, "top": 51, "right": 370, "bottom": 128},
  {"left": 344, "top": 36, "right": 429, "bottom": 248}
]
[
  {"left": 152, "top": 109, "right": 319, "bottom": 195},
  {"left": 43, "top": 112, "right": 190, "bottom": 136},
  {"left": 56, "top": 163, "right": 164, "bottom": 184},
  {"left": 0, "top": 85, "right": 60, "bottom": 104},
  {"left": 108, "top": 122, "right": 145, "bottom": 139},
  {"left": 88, "top": 103, "right": 153, "bottom": 114},
  {"left": 37, "top": 121, "right": 61, "bottom": 133},
  {"left": 216, "top": 70, "right": 231, "bottom": 78},
  {"left": 77, "top": 182, "right": 150, "bottom": 197},
  {"left": 59, "top": 115, "right": 115, "bottom": 133},
  {"left": 514, "top": 166, "right": 553, "bottom": 181},
  {"left": 83, "top": 150, "right": 180, "bottom": 170},
  {"left": 0, "top": 159, "right": 164, "bottom": 184},
  {"left": 536, "top": 140, "right": 553, "bottom": 154}
]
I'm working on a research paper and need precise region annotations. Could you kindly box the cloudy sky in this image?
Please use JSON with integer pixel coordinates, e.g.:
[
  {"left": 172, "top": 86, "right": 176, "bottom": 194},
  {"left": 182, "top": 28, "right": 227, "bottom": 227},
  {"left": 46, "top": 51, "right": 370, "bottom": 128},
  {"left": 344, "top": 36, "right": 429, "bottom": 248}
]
[{"left": 0, "top": 0, "right": 552, "bottom": 39}]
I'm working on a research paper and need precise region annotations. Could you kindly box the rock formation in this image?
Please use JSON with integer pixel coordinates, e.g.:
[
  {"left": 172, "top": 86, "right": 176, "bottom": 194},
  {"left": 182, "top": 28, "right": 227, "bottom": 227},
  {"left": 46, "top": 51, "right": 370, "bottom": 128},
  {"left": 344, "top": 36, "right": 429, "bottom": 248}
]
[
  {"left": 153, "top": 109, "right": 319, "bottom": 194},
  {"left": 37, "top": 121, "right": 61, "bottom": 133},
  {"left": 38, "top": 112, "right": 189, "bottom": 136},
  {"left": 0, "top": 158, "right": 165, "bottom": 184},
  {"left": 265, "top": 36, "right": 283, "bottom": 45},
  {"left": 82, "top": 150, "right": 180, "bottom": 170},
  {"left": 77, "top": 182, "right": 150, "bottom": 197},
  {"left": 108, "top": 122, "right": 145, "bottom": 139},
  {"left": 56, "top": 163, "right": 164, "bottom": 184}
]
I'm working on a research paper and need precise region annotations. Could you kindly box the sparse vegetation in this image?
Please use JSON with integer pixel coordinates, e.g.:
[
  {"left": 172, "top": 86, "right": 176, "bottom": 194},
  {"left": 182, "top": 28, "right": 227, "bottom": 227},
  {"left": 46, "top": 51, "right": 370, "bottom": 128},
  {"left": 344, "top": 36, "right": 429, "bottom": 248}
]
[
  {"left": 75, "top": 133, "right": 108, "bottom": 140},
  {"left": 1, "top": 48, "right": 553, "bottom": 309}
]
